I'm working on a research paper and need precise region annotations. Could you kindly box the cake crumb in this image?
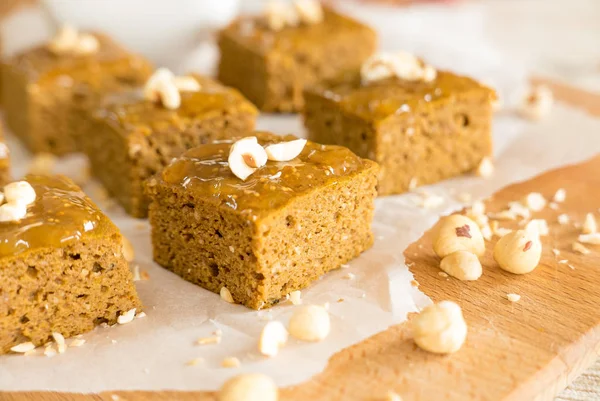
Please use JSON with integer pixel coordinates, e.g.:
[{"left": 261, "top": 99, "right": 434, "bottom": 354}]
[
  {"left": 220, "top": 287, "right": 235, "bottom": 303},
  {"left": 476, "top": 157, "right": 494, "bottom": 178},
  {"left": 197, "top": 336, "right": 221, "bottom": 345},
  {"left": 553, "top": 188, "right": 566, "bottom": 203},
  {"left": 506, "top": 293, "right": 521, "bottom": 302},
  {"left": 572, "top": 242, "right": 591, "bottom": 255},
  {"left": 186, "top": 357, "right": 204, "bottom": 366},
  {"left": 456, "top": 192, "right": 472, "bottom": 203},
  {"left": 557, "top": 214, "right": 570, "bottom": 225},
  {"left": 229, "top": 245, "right": 235, "bottom": 253},
  {"left": 131, "top": 264, "right": 141, "bottom": 281},
  {"left": 289, "top": 290, "right": 302, "bottom": 305},
  {"left": 221, "top": 356, "right": 241, "bottom": 368},
  {"left": 117, "top": 308, "right": 136, "bottom": 325}
]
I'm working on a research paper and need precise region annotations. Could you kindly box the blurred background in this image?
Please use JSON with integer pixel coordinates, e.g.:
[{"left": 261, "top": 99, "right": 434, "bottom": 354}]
[{"left": 1, "top": 0, "right": 599, "bottom": 95}]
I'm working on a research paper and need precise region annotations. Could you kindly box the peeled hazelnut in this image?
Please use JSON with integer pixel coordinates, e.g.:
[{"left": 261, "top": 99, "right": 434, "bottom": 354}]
[
  {"left": 264, "top": 139, "right": 307, "bottom": 162},
  {"left": 412, "top": 301, "right": 467, "bottom": 354},
  {"left": 493, "top": 229, "right": 542, "bottom": 274},
  {"left": 432, "top": 215, "right": 485, "bottom": 258},
  {"left": 258, "top": 321, "right": 288, "bottom": 357},
  {"left": 288, "top": 305, "right": 330, "bottom": 342},
  {"left": 218, "top": 373, "right": 278, "bottom": 401},
  {"left": 4, "top": 181, "right": 36, "bottom": 206},
  {"left": 143, "top": 68, "right": 175, "bottom": 102},
  {"left": 0, "top": 203, "right": 27, "bottom": 222},
  {"left": 228, "top": 137, "right": 268, "bottom": 181},
  {"left": 439, "top": 251, "right": 482, "bottom": 281},
  {"left": 156, "top": 79, "right": 181, "bottom": 110},
  {"left": 524, "top": 192, "right": 546, "bottom": 212}
]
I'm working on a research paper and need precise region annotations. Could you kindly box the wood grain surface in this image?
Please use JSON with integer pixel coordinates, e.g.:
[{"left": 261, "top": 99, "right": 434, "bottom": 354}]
[{"left": 2, "top": 80, "right": 600, "bottom": 401}]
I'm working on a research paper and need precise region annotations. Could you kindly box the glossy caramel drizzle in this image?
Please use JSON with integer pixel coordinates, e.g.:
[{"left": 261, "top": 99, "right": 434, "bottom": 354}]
[
  {"left": 159, "top": 133, "right": 369, "bottom": 216},
  {"left": 0, "top": 176, "right": 112, "bottom": 258}
]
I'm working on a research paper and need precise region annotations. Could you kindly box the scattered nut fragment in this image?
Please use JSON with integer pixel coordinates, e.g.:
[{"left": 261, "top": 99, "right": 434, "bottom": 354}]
[
  {"left": 289, "top": 290, "right": 302, "bottom": 305},
  {"left": 557, "top": 214, "right": 570, "bottom": 225},
  {"left": 70, "top": 339, "right": 86, "bottom": 347},
  {"left": 480, "top": 223, "right": 492, "bottom": 241},
  {"left": 493, "top": 230, "right": 542, "bottom": 274},
  {"left": 420, "top": 193, "right": 445, "bottom": 209},
  {"left": 117, "top": 308, "right": 137, "bottom": 325},
  {"left": 122, "top": 236, "right": 135, "bottom": 262},
  {"left": 408, "top": 177, "right": 418, "bottom": 190},
  {"left": 579, "top": 233, "right": 600, "bottom": 245},
  {"left": 221, "top": 356, "right": 241, "bottom": 368},
  {"left": 361, "top": 52, "right": 436, "bottom": 85},
  {"left": 264, "top": 139, "right": 307, "bottom": 162},
  {"left": 476, "top": 157, "right": 494, "bottom": 178},
  {"left": 218, "top": 373, "right": 278, "bottom": 401},
  {"left": 173, "top": 76, "right": 201, "bottom": 92},
  {"left": 432, "top": 215, "right": 485, "bottom": 258},
  {"left": 258, "top": 321, "right": 288, "bottom": 357},
  {"left": 228, "top": 137, "right": 268, "bottom": 181},
  {"left": 288, "top": 305, "right": 330, "bottom": 342},
  {"left": 293, "top": 0, "right": 324, "bottom": 24},
  {"left": 572, "top": 242, "right": 591, "bottom": 255},
  {"left": 156, "top": 78, "right": 181, "bottom": 110},
  {"left": 10, "top": 342, "right": 36, "bottom": 353},
  {"left": 549, "top": 202, "right": 559, "bottom": 210},
  {"left": 490, "top": 221, "right": 512, "bottom": 237},
  {"left": 412, "top": 301, "right": 467, "bottom": 354},
  {"left": 186, "top": 357, "right": 204, "bottom": 366},
  {"left": 518, "top": 85, "right": 553, "bottom": 121},
  {"left": 220, "top": 287, "right": 235, "bottom": 303},
  {"left": 197, "top": 336, "right": 221, "bottom": 345},
  {"left": 143, "top": 68, "right": 174, "bottom": 102},
  {"left": 439, "top": 251, "right": 482, "bottom": 281},
  {"left": 553, "top": 188, "right": 566, "bottom": 203},
  {"left": 524, "top": 192, "right": 546, "bottom": 212},
  {"left": 526, "top": 219, "right": 549, "bottom": 236},
  {"left": 385, "top": 391, "right": 403, "bottom": 401},
  {"left": 52, "top": 332, "right": 67, "bottom": 354},
  {"left": 506, "top": 293, "right": 521, "bottom": 302},
  {"left": 48, "top": 25, "right": 99, "bottom": 55},
  {"left": 582, "top": 213, "right": 597, "bottom": 234}
]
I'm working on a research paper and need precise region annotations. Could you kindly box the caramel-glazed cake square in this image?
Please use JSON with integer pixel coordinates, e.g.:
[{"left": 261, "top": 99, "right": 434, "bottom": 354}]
[
  {"left": 1, "top": 30, "right": 152, "bottom": 155},
  {"left": 218, "top": 6, "right": 377, "bottom": 112},
  {"left": 0, "top": 175, "right": 141, "bottom": 354},
  {"left": 303, "top": 69, "right": 496, "bottom": 195},
  {"left": 83, "top": 74, "right": 258, "bottom": 218},
  {"left": 145, "top": 132, "right": 379, "bottom": 309}
]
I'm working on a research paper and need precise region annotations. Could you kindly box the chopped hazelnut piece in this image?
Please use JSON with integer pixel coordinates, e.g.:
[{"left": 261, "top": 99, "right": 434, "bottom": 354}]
[
  {"left": 264, "top": 139, "right": 307, "bottom": 162},
  {"left": 553, "top": 188, "right": 566, "bottom": 203},
  {"left": 258, "top": 321, "right": 288, "bottom": 357},
  {"left": 122, "top": 236, "right": 135, "bottom": 262},
  {"left": 582, "top": 213, "right": 597, "bottom": 234},
  {"left": 52, "top": 332, "right": 67, "bottom": 354},
  {"left": 197, "top": 336, "right": 221, "bottom": 345},
  {"left": 221, "top": 356, "right": 241, "bottom": 368},
  {"left": 518, "top": 85, "right": 553, "bottom": 121},
  {"left": 117, "top": 308, "right": 136, "bottom": 325},
  {"left": 361, "top": 52, "right": 437, "bottom": 85},
  {"left": 220, "top": 287, "right": 235, "bottom": 303},
  {"left": 386, "top": 391, "right": 403, "bottom": 401},
  {"left": 10, "top": 342, "right": 36, "bottom": 353},
  {"left": 476, "top": 157, "right": 494, "bottom": 178},
  {"left": 557, "top": 214, "right": 570, "bottom": 225},
  {"left": 289, "top": 290, "right": 302, "bottom": 305},
  {"left": 506, "top": 293, "right": 521, "bottom": 302},
  {"left": 219, "top": 373, "right": 278, "bottom": 401},
  {"left": 572, "top": 242, "right": 591, "bottom": 255},
  {"left": 412, "top": 301, "right": 467, "bottom": 354},
  {"left": 288, "top": 305, "right": 330, "bottom": 342},
  {"left": 579, "top": 233, "right": 600, "bottom": 245},
  {"left": 186, "top": 357, "right": 204, "bottom": 366}
]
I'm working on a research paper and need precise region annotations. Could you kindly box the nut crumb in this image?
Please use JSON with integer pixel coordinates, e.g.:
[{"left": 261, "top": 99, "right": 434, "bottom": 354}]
[
  {"left": 552, "top": 249, "right": 561, "bottom": 256},
  {"left": 220, "top": 287, "right": 235, "bottom": 303},
  {"left": 117, "top": 308, "right": 136, "bottom": 325},
  {"left": 518, "top": 85, "right": 553, "bottom": 121},
  {"left": 258, "top": 321, "right": 288, "bottom": 357},
  {"left": 553, "top": 188, "right": 566, "bottom": 203},
  {"left": 288, "top": 305, "right": 330, "bottom": 342},
  {"left": 456, "top": 193, "right": 472, "bottom": 203},
  {"left": 70, "top": 339, "right": 86, "bottom": 347},
  {"left": 506, "top": 293, "right": 521, "bottom": 302},
  {"left": 408, "top": 177, "right": 418, "bottom": 190},
  {"left": 10, "top": 342, "right": 36, "bottom": 353},
  {"left": 122, "top": 236, "right": 135, "bottom": 262},
  {"left": 438, "top": 272, "right": 449, "bottom": 278},
  {"left": 557, "top": 214, "right": 570, "bottom": 225},
  {"left": 583, "top": 213, "right": 597, "bottom": 234},
  {"left": 476, "top": 157, "right": 494, "bottom": 178},
  {"left": 289, "top": 290, "right": 302, "bottom": 305},
  {"left": 572, "top": 242, "right": 591, "bottom": 255},
  {"left": 136, "top": 312, "right": 147, "bottom": 319},
  {"left": 345, "top": 272, "right": 356, "bottom": 280},
  {"left": 549, "top": 202, "right": 559, "bottom": 210},
  {"left": 221, "top": 356, "right": 241, "bottom": 368},
  {"left": 579, "top": 233, "right": 600, "bottom": 245},
  {"left": 558, "top": 259, "right": 569, "bottom": 264},
  {"left": 524, "top": 193, "right": 546, "bottom": 212},
  {"left": 186, "top": 357, "right": 204, "bottom": 366},
  {"left": 52, "top": 332, "right": 67, "bottom": 354},
  {"left": 197, "top": 336, "right": 221, "bottom": 345}
]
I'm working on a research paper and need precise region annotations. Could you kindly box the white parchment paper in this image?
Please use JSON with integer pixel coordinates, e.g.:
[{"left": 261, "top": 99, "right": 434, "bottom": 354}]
[{"left": 2, "top": 1, "right": 600, "bottom": 393}]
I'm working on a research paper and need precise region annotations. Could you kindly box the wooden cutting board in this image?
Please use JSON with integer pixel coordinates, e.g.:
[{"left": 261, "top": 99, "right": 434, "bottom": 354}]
[{"left": 3, "top": 80, "right": 600, "bottom": 401}]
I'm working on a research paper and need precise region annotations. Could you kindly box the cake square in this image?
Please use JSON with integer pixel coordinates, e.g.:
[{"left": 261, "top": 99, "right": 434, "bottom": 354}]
[
  {"left": 145, "top": 132, "right": 379, "bottom": 309},
  {"left": 82, "top": 73, "right": 258, "bottom": 218},
  {"left": 303, "top": 68, "right": 496, "bottom": 195},
  {"left": 217, "top": 5, "right": 376, "bottom": 112},
  {"left": 1, "top": 29, "right": 152, "bottom": 155},
  {"left": 0, "top": 175, "right": 141, "bottom": 354}
]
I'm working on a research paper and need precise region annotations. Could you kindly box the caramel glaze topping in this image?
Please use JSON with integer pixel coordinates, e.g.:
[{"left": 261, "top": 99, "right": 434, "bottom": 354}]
[
  {"left": 224, "top": 7, "right": 373, "bottom": 55},
  {"left": 0, "top": 176, "right": 113, "bottom": 258},
  {"left": 95, "top": 75, "right": 258, "bottom": 136},
  {"left": 157, "top": 132, "right": 375, "bottom": 218},
  {"left": 310, "top": 70, "right": 497, "bottom": 123}
]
